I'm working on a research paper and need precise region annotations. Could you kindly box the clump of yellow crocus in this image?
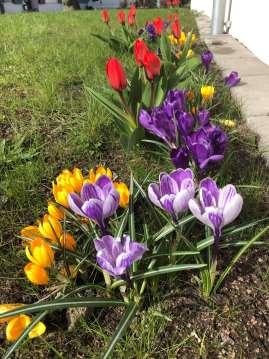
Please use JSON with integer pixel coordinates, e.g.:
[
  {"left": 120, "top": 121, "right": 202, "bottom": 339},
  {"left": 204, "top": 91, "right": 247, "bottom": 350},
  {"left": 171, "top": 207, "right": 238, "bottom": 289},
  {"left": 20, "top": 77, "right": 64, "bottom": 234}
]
[
  {"left": 0, "top": 304, "right": 24, "bottom": 324},
  {"left": 6, "top": 314, "right": 46, "bottom": 342},
  {"left": 201, "top": 85, "right": 215, "bottom": 102},
  {"left": 48, "top": 201, "right": 64, "bottom": 220}
]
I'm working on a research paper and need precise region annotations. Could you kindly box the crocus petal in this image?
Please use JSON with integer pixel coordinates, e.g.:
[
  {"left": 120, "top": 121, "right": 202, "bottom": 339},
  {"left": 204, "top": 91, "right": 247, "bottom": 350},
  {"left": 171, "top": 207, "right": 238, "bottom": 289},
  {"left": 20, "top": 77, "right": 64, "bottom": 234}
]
[
  {"left": 200, "top": 178, "right": 219, "bottom": 206},
  {"left": 82, "top": 199, "right": 104, "bottom": 227},
  {"left": 94, "top": 235, "right": 114, "bottom": 252},
  {"left": 173, "top": 189, "right": 194, "bottom": 215},
  {"left": 218, "top": 184, "right": 237, "bottom": 210},
  {"left": 160, "top": 174, "right": 178, "bottom": 196},
  {"left": 188, "top": 198, "right": 204, "bottom": 223},
  {"left": 96, "top": 254, "right": 116, "bottom": 277},
  {"left": 81, "top": 183, "right": 100, "bottom": 201},
  {"left": 160, "top": 194, "right": 176, "bottom": 215},
  {"left": 148, "top": 183, "right": 161, "bottom": 207},
  {"left": 222, "top": 193, "right": 243, "bottom": 226},
  {"left": 103, "top": 189, "right": 120, "bottom": 218},
  {"left": 68, "top": 193, "right": 85, "bottom": 217}
]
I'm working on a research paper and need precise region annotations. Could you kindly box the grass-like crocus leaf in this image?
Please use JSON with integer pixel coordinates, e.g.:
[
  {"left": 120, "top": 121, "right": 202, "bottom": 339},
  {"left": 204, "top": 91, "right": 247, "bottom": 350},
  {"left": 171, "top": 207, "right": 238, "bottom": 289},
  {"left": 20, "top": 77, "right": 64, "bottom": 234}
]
[
  {"left": 212, "top": 226, "right": 269, "bottom": 295},
  {"left": 0, "top": 298, "right": 126, "bottom": 320},
  {"left": 102, "top": 302, "right": 139, "bottom": 359},
  {"left": 153, "top": 215, "right": 194, "bottom": 242},
  {"left": 3, "top": 311, "right": 48, "bottom": 359},
  {"left": 131, "top": 263, "right": 206, "bottom": 280},
  {"left": 196, "top": 217, "right": 269, "bottom": 251}
]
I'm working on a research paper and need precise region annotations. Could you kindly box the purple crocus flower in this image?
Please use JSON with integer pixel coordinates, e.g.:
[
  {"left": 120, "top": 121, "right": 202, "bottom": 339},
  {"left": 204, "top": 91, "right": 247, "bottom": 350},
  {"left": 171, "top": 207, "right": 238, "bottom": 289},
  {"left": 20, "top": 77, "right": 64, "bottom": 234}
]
[
  {"left": 94, "top": 234, "right": 147, "bottom": 277},
  {"left": 139, "top": 107, "right": 176, "bottom": 147},
  {"left": 198, "top": 109, "right": 210, "bottom": 127},
  {"left": 162, "top": 89, "right": 186, "bottom": 118},
  {"left": 225, "top": 71, "right": 240, "bottom": 88},
  {"left": 177, "top": 111, "right": 195, "bottom": 137},
  {"left": 201, "top": 50, "right": 213, "bottom": 73},
  {"left": 68, "top": 175, "right": 120, "bottom": 232},
  {"left": 188, "top": 178, "right": 243, "bottom": 253},
  {"left": 170, "top": 147, "right": 190, "bottom": 169},
  {"left": 148, "top": 168, "right": 195, "bottom": 220},
  {"left": 146, "top": 23, "right": 157, "bottom": 41},
  {"left": 187, "top": 124, "right": 228, "bottom": 170}
]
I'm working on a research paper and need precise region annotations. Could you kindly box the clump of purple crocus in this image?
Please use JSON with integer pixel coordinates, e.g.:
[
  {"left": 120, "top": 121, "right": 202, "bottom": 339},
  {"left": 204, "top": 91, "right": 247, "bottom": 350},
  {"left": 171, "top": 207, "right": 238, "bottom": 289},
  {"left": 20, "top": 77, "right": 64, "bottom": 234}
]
[
  {"left": 68, "top": 175, "right": 119, "bottom": 233},
  {"left": 148, "top": 168, "right": 195, "bottom": 221},
  {"left": 94, "top": 234, "right": 147, "bottom": 277},
  {"left": 225, "top": 71, "right": 240, "bottom": 88},
  {"left": 188, "top": 178, "right": 243, "bottom": 257},
  {"left": 201, "top": 50, "right": 213, "bottom": 73},
  {"left": 139, "top": 89, "right": 228, "bottom": 172},
  {"left": 145, "top": 23, "right": 157, "bottom": 41}
]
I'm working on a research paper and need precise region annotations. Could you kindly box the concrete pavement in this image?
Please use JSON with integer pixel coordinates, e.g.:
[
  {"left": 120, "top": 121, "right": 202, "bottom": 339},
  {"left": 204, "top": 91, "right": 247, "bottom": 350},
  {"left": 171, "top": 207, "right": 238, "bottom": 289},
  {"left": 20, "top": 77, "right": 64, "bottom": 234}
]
[{"left": 196, "top": 15, "right": 269, "bottom": 164}]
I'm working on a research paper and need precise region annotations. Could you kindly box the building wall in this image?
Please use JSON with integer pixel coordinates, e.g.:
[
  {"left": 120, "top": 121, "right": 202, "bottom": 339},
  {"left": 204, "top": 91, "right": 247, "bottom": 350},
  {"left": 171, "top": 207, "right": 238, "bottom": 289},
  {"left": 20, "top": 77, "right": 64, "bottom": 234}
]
[{"left": 191, "top": 0, "right": 269, "bottom": 65}]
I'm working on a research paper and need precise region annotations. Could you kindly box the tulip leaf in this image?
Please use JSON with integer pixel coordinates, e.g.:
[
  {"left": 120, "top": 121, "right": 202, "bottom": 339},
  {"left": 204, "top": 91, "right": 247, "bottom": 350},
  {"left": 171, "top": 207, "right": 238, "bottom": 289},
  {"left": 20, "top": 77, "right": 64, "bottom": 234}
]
[
  {"left": 212, "top": 226, "right": 269, "bottom": 295},
  {"left": 160, "top": 32, "right": 171, "bottom": 62},
  {"left": 128, "top": 126, "right": 145, "bottom": 150},
  {"left": 0, "top": 298, "right": 126, "bottom": 320},
  {"left": 129, "top": 67, "right": 142, "bottom": 117},
  {"left": 102, "top": 302, "right": 139, "bottom": 359},
  {"left": 141, "top": 81, "right": 152, "bottom": 108},
  {"left": 3, "top": 311, "right": 48, "bottom": 359},
  {"left": 155, "top": 76, "right": 168, "bottom": 107},
  {"left": 131, "top": 263, "right": 206, "bottom": 280}
]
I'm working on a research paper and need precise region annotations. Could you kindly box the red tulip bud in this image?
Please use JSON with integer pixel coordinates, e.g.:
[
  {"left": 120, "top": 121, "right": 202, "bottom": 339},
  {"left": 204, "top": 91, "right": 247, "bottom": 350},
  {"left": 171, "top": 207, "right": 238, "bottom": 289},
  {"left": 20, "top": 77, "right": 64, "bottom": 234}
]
[
  {"left": 128, "top": 12, "right": 135, "bottom": 26},
  {"left": 143, "top": 52, "right": 161, "bottom": 81},
  {"left": 106, "top": 58, "right": 127, "bottom": 92},
  {"left": 101, "top": 9, "right": 110, "bottom": 24},
  {"left": 117, "top": 10, "right": 125, "bottom": 25},
  {"left": 153, "top": 16, "right": 164, "bottom": 36},
  {"left": 134, "top": 39, "right": 149, "bottom": 67},
  {"left": 172, "top": 18, "right": 181, "bottom": 39},
  {"left": 129, "top": 4, "right": 136, "bottom": 17}
]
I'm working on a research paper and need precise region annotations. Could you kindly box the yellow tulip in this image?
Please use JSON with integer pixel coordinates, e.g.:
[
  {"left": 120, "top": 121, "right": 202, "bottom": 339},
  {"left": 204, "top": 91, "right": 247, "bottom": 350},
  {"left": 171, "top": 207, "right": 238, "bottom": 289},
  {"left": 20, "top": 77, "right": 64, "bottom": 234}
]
[
  {"left": 24, "top": 263, "right": 49, "bottom": 285},
  {"left": 0, "top": 304, "right": 24, "bottom": 324},
  {"left": 56, "top": 168, "right": 83, "bottom": 193},
  {"left": 38, "top": 214, "right": 62, "bottom": 242},
  {"left": 6, "top": 314, "right": 46, "bottom": 341},
  {"left": 201, "top": 85, "right": 215, "bottom": 102},
  {"left": 25, "top": 238, "right": 54, "bottom": 268},
  {"left": 114, "top": 182, "right": 130, "bottom": 208},
  {"left": 59, "top": 232, "right": 76, "bottom": 251},
  {"left": 20, "top": 225, "right": 40, "bottom": 240},
  {"left": 179, "top": 31, "right": 186, "bottom": 46},
  {"left": 52, "top": 182, "right": 71, "bottom": 208},
  {"left": 48, "top": 201, "right": 64, "bottom": 220},
  {"left": 87, "top": 166, "right": 113, "bottom": 184},
  {"left": 187, "top": 49, "right": 194, "bottom": 59}
]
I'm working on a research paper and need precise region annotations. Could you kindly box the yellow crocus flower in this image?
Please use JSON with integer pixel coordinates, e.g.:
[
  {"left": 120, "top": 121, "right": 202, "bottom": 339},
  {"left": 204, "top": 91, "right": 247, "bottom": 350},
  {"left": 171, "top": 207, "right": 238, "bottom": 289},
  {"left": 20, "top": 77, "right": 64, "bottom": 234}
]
[
  {"left": 38, "top": 214, "right": 62, "bottom": 242},
  {"left": 20, "top": 225, "right": 40, "bottom": 240},
  {"left": 168, "top": 34, "right": 178, "bottom": 46},
  {"left": 86, "top": 166, "right": 113, "bottom": 184},
  {"left": 56, "top": 168, "right": 83, "bottom": 193},
  {"left": 114, "top": 182, "right": 130, "bottom": 208},
  {"left": 59, "top": 232, "right": 76, "bottom": 251},
  {"left": 187, "top": 49, "right": 194, "bottom": 59},
  {"left": 25, "top": 238, "right": 54, "bottom": 268},
  {"left": 219, "top": 119, "right": 236, "bottom": 128},
  {"left": 48, "top": 201, "right": 64, "bottom": 220},
  {"left": 0, "top": 304, "right": 24, "bottom": 324},
  {"left": 179, "top": 31, "right": 186, "bottom": 46},
  {"left": 52, "top": 182, "right": 71, "bottom": 208},
  {"left": 6, "top": 314, "right": 46, "bottom": 341},
  {"left": 201, "top": 85, "right": 215, "bottom": 102},
  {"left": 191, "top": 33, "right": 197, "bottom": 45},
  {"left": 24, "top": 263, "right": 49, "bottom": 285}
]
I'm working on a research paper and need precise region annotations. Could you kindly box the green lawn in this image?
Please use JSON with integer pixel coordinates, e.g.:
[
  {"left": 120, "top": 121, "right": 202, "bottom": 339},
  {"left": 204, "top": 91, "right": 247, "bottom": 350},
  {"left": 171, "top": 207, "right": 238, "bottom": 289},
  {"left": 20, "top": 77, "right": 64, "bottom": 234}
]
[{"left": 1, "top": 8, "right": 269, "bottom": 358}]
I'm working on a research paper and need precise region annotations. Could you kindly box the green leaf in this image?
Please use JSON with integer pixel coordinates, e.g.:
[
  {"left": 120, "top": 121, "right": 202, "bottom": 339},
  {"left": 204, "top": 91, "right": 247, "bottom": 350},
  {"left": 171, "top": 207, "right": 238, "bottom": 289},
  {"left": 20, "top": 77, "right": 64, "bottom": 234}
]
[
  {"left": 212, "top": 226, "right": 269, "bottom": 295},
  {"left": 128, "top": 126, "right": 145, "bottom": 150},
  {"left": 153, "top": 215, "right": 194, "bottom": 242},
  {"left": 0, "top": 298, "right": 125, "bottom": 320},
  {"left": 102, "top": 303, "right": 139, "bottom": 359},
  {"left": 155, "top": 76, "right": 168, "bottom": 106},
  {"left": 129, "top": 67, "right": 142, "bottom": 117},
  {"left": 146, "top": 250, "right": 200, "bottom": 260},
  {"left": 3, "top": 311, "right": 48, "bottom": 359},
  {"left": 160, "top": 33, "right": 171, "bottom": 62},
  {"left": 131, "top": 263, "right": 206, "bottom": 280},
  {"left": 141, "top": 81, "right": 152, "bottom": 108}
]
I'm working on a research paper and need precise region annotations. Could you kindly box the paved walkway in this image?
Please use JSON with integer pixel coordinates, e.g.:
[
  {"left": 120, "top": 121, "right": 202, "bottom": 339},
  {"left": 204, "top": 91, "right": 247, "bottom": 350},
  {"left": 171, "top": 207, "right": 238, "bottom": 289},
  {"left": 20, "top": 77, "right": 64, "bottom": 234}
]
[{"left": 196, "top": 15, "right": 269, "bottom": 164}]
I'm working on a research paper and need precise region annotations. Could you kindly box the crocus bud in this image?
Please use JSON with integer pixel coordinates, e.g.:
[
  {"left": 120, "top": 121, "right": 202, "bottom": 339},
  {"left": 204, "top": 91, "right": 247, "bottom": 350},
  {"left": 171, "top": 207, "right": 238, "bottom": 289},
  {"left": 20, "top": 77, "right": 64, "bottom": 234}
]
[
  {"left": 6, "top": 315, "right": 46, "bottom": 342},
  {"left": 48, "top": 201, "right": 64, "bottom": 220},
  {"left": 117, "top": 10, "right": 125, "bottom": 25},
  {"left": 24, "top": 263, "right": 49, "bottom": 285},
  {"left": 134, "top": 39, "right": 149, "bottom": 66},
  {"left": 38, "top": 214, "right": 62, "bottom": 242},
  {"left": 114, "top": 182, "right": 130, "bottom": 208},
  {"left": 106, "top": 58, "right": 127, "bottom": 92},
  {"left": 201, "top": 85, "right": 215, "bottom": 102},
  {"left": 25, "top": 238, "right": 55, "bottom": 268},
  {"left": 172, "top": 18, "right": 181, "bottom": 39},
  {"left": 143, "top": 52, "right": 161, "bottom": 80},
  {"left": 101, "top": 9, "right": 110, "bottom": 24},
  {"left": 59, "top": 232, "right": 76, "bottom": 251}
]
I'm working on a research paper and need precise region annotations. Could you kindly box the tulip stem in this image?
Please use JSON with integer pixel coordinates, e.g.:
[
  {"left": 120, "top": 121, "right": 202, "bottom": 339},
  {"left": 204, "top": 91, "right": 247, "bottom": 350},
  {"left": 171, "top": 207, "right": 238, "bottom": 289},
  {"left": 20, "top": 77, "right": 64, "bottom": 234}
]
[
  {"left": 118, "top": 91, "right": 132, "bottom": 116},
  {"left": 150, "top": 81, "right": 156, "bottom": 108}
]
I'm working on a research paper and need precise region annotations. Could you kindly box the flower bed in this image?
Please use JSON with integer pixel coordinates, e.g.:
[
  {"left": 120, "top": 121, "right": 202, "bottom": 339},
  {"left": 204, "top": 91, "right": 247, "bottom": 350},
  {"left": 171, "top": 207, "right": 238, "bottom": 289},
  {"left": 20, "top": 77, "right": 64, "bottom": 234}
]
[{"left": 1, "top": 7, "right": 269, "bottom": 358}]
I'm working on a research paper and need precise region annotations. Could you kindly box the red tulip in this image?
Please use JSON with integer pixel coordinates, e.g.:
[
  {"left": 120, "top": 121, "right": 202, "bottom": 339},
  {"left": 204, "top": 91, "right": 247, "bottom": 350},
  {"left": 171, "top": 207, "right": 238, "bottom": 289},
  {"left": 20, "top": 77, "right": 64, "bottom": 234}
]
[
  {"left": 134, "top": 39, "right": 149, "bottom": 66},
  {"left": 153, "top": 16, "right": 164, "bottom": 36},
  {"left": 101, "top": 9, "right": 110, "bottom": 24},
  {"left": 166, "top": 0, "right": 171, "bottom": 6},
  {"left": 172, "top": 18, "right": 181, "bottom": 38},
  {"left": 128, "top": 12, "right": 135, "bottom": 26},
  {"left": 117, "top": 10, "right": 125, "bottom": 25},
  {"left": 143, "top": 52, "right": 161, "bottom": 80},
  {"left": 129, "top": 4, "right": 136, "bottom": 17},
  {"left": 172, "top": 0, "right": 180, "bottom": 6},
  {"left": 106, "top": 58, "right": 127, "bottom": 92}
]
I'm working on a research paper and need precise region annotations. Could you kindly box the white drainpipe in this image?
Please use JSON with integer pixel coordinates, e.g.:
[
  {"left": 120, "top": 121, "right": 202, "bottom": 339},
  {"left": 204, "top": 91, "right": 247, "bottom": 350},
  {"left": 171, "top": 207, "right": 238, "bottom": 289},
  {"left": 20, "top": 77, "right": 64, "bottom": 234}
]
[{"left": 211, "top": 0, "right": 227, "bottom": 35}]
